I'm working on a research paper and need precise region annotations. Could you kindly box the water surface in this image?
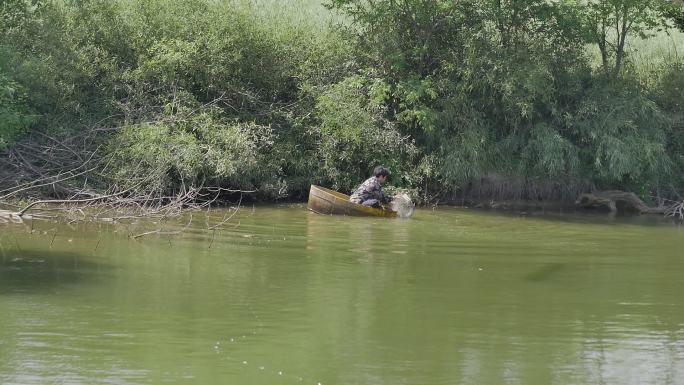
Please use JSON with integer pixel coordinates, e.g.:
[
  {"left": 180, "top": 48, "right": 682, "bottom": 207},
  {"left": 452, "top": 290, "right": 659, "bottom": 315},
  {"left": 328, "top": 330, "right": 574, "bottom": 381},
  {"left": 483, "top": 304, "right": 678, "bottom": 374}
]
[{"left": 1, "top": 206, "right": 683, "bottom": 385}]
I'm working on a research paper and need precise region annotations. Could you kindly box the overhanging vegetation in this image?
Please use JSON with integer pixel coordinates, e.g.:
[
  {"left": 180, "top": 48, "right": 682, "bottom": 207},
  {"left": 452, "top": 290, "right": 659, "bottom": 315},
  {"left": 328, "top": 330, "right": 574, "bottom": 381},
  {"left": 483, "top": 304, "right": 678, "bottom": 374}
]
[{"left": 0, "top": 0, "right": 683, "bottom": 207}]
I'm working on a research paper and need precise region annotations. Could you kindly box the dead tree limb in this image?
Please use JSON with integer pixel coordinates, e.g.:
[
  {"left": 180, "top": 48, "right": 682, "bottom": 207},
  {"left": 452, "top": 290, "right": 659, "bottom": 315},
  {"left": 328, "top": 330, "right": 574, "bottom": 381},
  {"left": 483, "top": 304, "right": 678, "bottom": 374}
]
[
  {"left": 576, "top": 190, "right": 667, "bottom": 214},
  {"left": 15, "top": 189, "right": 134, "bottom": 217},
  {"left": 665, "top": 201, "right": 684, "bottom": 220}
]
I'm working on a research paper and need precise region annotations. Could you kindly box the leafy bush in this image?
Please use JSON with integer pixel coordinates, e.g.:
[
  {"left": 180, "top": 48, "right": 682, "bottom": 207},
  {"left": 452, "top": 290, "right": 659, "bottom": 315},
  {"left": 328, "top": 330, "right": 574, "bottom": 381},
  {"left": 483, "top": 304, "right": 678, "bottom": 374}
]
[
  {"left": 2, "top": 0, "right": 684, "bottom": 202},
  {"left": 571, "top": 80, "right": 672, "bottom": 191},
  {"left": 651, "top": 62, "right": 684, "bottom": 187},
  {"left": 109, "top": 103, "right": 271, "bottom": 194},
  {"left": 0, "top": 56, "right": 35, "bottom": 149},
  {"left": 314, "top": 75, "right": 420, "bottom": 192}
]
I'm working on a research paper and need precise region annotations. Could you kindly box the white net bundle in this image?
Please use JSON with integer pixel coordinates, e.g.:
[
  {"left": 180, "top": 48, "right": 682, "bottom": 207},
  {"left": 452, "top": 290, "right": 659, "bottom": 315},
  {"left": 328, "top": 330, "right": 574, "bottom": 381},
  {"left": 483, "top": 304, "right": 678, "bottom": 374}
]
[{"left": 390, "top": 193, "right": 415, "bottom": 218}]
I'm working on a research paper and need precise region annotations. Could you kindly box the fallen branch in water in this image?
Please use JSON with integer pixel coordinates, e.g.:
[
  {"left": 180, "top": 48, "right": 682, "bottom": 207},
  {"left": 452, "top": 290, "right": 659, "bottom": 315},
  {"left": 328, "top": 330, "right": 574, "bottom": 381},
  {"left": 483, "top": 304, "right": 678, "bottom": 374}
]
[
  {"left": 576, "top": 190, "right": 684, "bottom": 221},
  {"left": 131, "top": 214, "right": 192, "bottom": 239},
  {"left": 0, "top": 105, "right": 256, "bottom": 227},
  {"left": 15, "top": 189, "right": 132, "bottom": 217},
  {"left": 130, "top": 230, "right": 168, "bottom": 239},
  {"left": 665, "top": 201, "right": 684, "bottom": 220},
  {"left": 208, "top": 194, "right": 243, "bottom": 230},
  {"left": 0, "top": 209, "right": 54, "bottom": 224},
  {"left": 576, "top": 191, "right": 667, "bottom": 214}
]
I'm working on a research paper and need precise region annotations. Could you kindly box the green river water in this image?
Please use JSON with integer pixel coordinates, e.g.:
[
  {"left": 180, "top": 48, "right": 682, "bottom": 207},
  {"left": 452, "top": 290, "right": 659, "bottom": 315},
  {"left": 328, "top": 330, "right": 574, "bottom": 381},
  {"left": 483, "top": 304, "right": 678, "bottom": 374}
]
[{"left": 0, "top": 205, "right": 683, "bottom": 385}]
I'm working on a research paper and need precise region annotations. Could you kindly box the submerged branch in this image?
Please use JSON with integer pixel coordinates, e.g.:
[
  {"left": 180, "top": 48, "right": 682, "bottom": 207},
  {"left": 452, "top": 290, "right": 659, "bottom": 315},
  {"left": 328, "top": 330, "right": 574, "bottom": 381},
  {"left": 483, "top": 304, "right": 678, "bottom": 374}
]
[
  {"left": 15, "top": 190, "right": 132, "bottom": 217},
  {"left": 208, "top": 194, "right": 243, "bottom": 230},
  {"left": 0, "top": 125, "right": 256, "bottom": 224},
  {"left": 576, "top": 191, "right": 684, "bottom": 221},
  {"left": 665, "top": 201, "right": 684, "bottom": 220}
]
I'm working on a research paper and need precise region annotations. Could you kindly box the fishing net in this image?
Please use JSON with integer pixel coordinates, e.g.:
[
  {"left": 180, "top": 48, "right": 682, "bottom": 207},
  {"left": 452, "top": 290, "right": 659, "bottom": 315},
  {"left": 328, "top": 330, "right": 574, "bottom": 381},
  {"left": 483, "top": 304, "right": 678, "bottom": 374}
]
[{"left": 390, "top": 193, "right": 415, "bottom": 218}]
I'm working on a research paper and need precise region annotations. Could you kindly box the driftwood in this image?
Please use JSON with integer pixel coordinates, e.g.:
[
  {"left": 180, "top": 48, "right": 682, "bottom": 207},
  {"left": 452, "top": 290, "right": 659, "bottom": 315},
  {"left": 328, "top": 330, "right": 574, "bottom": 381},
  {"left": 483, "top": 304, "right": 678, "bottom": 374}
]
[
  {"left": 665, "top": 201, "right": 684, "bottom": 220},
  {"left": 0, "top": 209, "right": 26, "bottom": 224},
  {"left": 576, "top": 191, "right": 667, "bottom": 214}
]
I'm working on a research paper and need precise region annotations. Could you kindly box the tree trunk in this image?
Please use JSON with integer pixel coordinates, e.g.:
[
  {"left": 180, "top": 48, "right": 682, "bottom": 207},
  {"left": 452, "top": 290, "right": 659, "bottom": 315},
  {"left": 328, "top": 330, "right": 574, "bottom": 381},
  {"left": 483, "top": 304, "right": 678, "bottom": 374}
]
[{"left": 576, "top": 191, "right": 666, "bottom": 214}]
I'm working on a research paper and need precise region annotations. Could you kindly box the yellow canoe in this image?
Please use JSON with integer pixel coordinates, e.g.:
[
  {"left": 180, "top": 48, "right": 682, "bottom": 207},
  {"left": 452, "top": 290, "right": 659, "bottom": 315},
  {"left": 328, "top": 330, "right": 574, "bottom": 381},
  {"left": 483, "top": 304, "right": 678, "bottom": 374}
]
[{"left": 307, "top": 185, "right": 397, "bottom": 218}]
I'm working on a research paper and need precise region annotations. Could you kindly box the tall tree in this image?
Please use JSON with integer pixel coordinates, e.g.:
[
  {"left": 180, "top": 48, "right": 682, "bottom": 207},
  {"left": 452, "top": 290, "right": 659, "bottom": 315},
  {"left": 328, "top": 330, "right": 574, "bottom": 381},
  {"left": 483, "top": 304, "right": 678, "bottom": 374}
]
[
  {"left": 580, "top": 0, "right": 672, "bottom": 77},
  {"left": 669, "top": 0, "right": 684, "bottom": 31}
]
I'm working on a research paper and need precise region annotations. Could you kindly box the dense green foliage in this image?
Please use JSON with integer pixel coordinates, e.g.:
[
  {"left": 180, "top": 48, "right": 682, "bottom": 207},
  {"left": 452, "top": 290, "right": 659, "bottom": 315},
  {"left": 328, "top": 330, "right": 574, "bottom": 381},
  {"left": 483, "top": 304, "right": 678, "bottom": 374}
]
[
  {"left": 1, "top": 0, "right": 683, "bottom": 202},
  {"left": 669, "top": 0, "right": 684, "bottom": 31},
  {"left": 0, "top": 53, "right": 34, "bottom": 149},
  {"left": 328, "top": 0, "right": 684, "bottom": 199}
]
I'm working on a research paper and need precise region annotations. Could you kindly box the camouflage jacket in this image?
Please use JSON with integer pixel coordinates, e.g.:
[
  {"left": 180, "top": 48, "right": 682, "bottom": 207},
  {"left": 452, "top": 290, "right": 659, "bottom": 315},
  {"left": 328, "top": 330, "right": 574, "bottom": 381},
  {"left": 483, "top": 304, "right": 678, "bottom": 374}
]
[{"left": 349, "top": 177, "right": 388, "bottom": 204}]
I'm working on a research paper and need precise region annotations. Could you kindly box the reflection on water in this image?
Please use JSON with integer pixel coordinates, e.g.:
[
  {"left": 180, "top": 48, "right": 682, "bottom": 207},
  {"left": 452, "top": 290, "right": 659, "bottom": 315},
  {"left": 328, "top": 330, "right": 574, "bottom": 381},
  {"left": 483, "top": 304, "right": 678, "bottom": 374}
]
[
  {"left": 0, "top": 249, "right": 114, "bottom": 294},
  {"left": 524, "top": 262, "right": 566, "bottom": 282},
  {"left": 0, "top": 206, "right": 683, "bottom": 385}
]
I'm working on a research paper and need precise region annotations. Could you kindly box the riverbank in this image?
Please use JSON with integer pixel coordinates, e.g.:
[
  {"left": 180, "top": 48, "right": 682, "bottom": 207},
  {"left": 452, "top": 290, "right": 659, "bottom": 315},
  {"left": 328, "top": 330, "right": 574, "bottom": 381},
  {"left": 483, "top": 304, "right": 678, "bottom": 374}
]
[
  {"left": 2, "top": 192, "right": 681, "bottom": 228},
  {"left": 2, "top": 0, "right": 683, "bottom": 207}
]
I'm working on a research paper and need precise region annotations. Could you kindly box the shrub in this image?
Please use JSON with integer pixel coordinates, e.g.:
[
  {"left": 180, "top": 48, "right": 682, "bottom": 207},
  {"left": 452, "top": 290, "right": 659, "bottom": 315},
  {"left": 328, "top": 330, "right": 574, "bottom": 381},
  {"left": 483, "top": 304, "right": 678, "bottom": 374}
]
[
  {"left": 0, "top": 57, "right": 35, "bottom": 149},
  {"left": 109, "top": 103, "right": 270, "bottom": 194},
  {"left": 313, "top": 75, "right": 420, "bottom": 192}
]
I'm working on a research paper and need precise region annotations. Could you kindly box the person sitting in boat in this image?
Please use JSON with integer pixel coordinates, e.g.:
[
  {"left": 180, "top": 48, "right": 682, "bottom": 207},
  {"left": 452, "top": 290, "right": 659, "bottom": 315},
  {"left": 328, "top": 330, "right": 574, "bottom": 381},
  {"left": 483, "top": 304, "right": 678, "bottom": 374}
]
[{"left": 349, "top": 166, "right": 391, "bottom": 208}]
